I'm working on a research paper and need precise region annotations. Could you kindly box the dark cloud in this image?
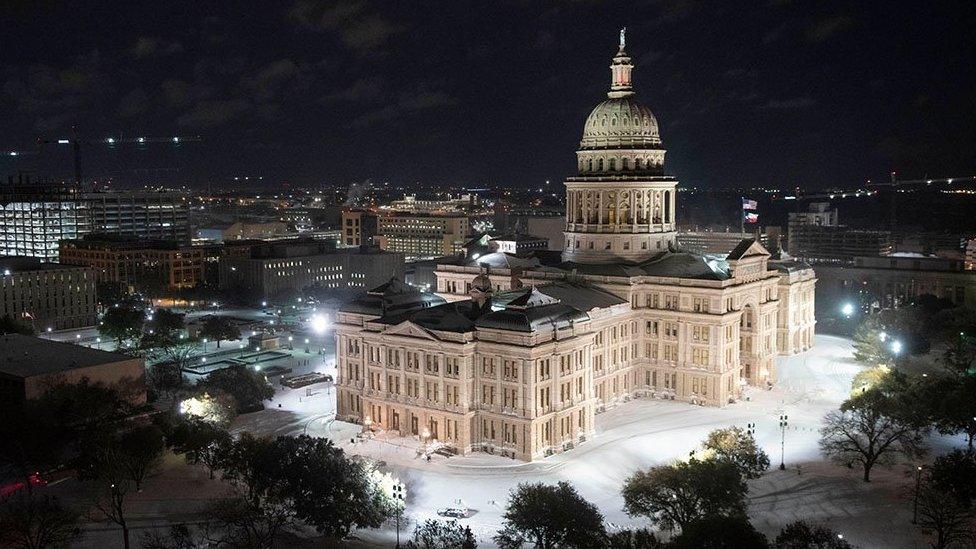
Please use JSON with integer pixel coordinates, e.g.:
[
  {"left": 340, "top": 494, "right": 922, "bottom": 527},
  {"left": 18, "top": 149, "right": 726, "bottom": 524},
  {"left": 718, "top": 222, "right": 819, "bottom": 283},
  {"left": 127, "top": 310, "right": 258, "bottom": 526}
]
[
  {"left": 130, "top": 36, "right": 184, "bottom": 59},
  {"left": 242, "top": 59, "right": 299, "bottom": 101},
  {"left": 806, "top": 14, "right": 855, "bottom": 42},
  {"left": 177, "top": 98, "right": 250, "bottom": 128},
  {"left": 321, "top": 76, "right": 384, "bottom": 104},
  {"left": 350, "top": 85, "right": 456, "bottom": 128},
  {"left": 117, "top": 88, "right": 150, "bottom": 117},
  {"left": 289, "top": 0, "right": 405, "bottom": 55},
  {"left": 760, "top": 96, "right": 816, "bottom": 110}
]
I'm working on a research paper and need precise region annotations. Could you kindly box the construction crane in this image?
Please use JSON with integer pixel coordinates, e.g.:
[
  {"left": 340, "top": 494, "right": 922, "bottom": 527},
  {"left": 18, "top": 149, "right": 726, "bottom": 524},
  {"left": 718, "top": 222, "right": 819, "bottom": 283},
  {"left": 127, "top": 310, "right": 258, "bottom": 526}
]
[{"left": 5, "top": 132, "right": 202, "bottom": 190}]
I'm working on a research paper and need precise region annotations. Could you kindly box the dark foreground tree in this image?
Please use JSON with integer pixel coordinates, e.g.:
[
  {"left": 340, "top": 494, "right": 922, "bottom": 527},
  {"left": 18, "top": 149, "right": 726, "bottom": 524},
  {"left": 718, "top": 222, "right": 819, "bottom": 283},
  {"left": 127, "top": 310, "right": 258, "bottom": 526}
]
[
  {"left": 495, "top": 481, "right": 606, "bottom": 549},
  {"left": 622, "top": 459, "right": 747, "bottom": 532},
  {"left": 218, "top": 434, "right": 391, "bottom": 540},
  {"left": 405, "top": 519, "right": 477, "bottom": 549},
  {"left": 199, "top": 364, "right": 274, "bottom": 413},
  {"left": 165, "top": 416, "right": 232, "bottom": 478},
  {"left": 0, "top": 314, "right": 34, "bottom": 335},
  {"left": 198, "top": 315, "right": 241, "bottom": 348},
  {"left": 669, "top": 515, "right": 768, "bottom": 549},
  {"left": 774, "top": 520, "right": 853, "bottom": 548},
  {"left": 606, "top": 529, "right": 661, "bottom": 549},
  {"left": 929, "top": 450, "right": 976, "bottom": 508},
  {"left": 114, "top": 425, "right": 166, "bottom": 491},
  {"left": 99, "top": 305, "right": 145, "bottom": 348},
  {"left": 0, "top": 491, "right": 83, "bottom": 549},
  {"left": 268, "top": 435, "right": 391, "bottom": 538},
  {"left": 916, "top": 483, "right": 975, "bottom": 549},
  {"left": 703, "top": 426, "right": 770, "bottom": 479},
  {"left": 819, "top": 389, "right": 926, "bottom": 482}
]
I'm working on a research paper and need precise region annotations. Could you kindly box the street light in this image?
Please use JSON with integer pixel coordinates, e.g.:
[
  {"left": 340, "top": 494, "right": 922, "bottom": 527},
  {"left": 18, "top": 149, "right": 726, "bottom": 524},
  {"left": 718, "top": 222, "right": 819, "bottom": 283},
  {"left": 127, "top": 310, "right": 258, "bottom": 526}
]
[
  {"left": 779, "top": 414, "right": 789, "bottom": 470},
  {"left": 913, "top": 465, "right": 923, "bottom": 524},
  {"left": 891, "top": 340, "right": 903, "bottom": 355},
  {"left": 392, "top": 481, "right": 406, "bottom": 548}
]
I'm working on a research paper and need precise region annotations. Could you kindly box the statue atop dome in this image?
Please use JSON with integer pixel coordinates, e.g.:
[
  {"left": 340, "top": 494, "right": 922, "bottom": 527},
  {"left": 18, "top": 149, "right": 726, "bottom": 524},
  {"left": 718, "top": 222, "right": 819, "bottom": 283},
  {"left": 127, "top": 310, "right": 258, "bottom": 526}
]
[{"left": 619, "top": 27, "right": 626, "bottom": 50}]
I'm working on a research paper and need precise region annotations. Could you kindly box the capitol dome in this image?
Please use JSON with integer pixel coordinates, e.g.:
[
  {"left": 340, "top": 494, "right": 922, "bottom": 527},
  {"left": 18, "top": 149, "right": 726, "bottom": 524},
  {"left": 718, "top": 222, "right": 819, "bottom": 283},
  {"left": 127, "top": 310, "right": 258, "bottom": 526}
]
[
  {"left": 575, "top": 29, "right": 666, "bottom": 175},
  {"left": 580, "top": 97, "right": 661, "bottom": 150}
]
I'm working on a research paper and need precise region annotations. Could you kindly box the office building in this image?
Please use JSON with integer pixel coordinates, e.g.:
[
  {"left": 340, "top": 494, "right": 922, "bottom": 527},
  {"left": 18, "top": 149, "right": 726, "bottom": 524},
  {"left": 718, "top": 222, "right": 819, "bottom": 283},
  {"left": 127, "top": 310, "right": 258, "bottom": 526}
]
[
  {"left": 341, "top": 209, "right": 379, "bottom": 247},
  {"left": 0, "top": 184, "right": 189, "bottom": 262},
  {"left": 59, "top": 235, "right": 207, "bottom": 292},
  {"left": 679, "top": 230, "right": 776, "bottom": 256},
  {"left": 0, "top": 257, "right": 97, "bottom": 331},
  {"left": 219, "top": 239, "right": 404, "bottom": 300},
  {"left": 0, "top": 334, "right": 145, "bottom": 404},
  {"left": 815, "top": 253, "right": 976, "bottom": 311},
  {"left": 375, "top": 212, "right": 469, "bottom": 262}
]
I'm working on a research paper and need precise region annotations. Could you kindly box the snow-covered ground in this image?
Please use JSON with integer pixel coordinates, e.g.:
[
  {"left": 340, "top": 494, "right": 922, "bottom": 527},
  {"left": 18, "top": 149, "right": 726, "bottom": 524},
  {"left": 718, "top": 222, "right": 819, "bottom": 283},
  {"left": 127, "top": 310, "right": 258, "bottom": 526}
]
[{"left": 227, "top": 335, "right": 948, "bottom": 548}]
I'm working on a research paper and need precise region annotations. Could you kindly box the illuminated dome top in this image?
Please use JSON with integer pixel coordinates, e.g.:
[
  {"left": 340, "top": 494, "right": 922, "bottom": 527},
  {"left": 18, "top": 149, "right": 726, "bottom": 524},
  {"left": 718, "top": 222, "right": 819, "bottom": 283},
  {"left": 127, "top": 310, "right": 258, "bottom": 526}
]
[{"left": 579, "top": 29, "right": 663, "bottom": 151}]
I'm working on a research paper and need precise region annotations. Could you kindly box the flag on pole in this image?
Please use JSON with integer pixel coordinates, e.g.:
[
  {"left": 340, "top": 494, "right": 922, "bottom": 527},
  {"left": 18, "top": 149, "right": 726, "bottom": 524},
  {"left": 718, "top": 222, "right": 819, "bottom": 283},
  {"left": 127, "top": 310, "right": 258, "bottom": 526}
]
[
  {"left": 745, "top": 212, "right": 759, "bottom": 223},
  {"left": 742, "top": 198, "right": 758, "bottom": 210}
]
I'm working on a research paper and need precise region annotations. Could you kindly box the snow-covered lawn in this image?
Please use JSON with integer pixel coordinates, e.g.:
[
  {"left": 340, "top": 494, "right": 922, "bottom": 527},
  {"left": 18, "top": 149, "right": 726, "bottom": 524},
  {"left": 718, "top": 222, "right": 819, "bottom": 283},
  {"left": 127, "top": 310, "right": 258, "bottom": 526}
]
[{"left": 225, "top": 335, "right": 950, "bottom": 547}]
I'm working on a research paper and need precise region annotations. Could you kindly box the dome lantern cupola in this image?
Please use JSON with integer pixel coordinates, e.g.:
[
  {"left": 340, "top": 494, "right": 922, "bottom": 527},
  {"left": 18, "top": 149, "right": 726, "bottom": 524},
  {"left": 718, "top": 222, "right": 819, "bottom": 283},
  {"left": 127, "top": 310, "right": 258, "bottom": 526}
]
[{"left": 609, "top": 27, "right": 634, "bottom": 99}]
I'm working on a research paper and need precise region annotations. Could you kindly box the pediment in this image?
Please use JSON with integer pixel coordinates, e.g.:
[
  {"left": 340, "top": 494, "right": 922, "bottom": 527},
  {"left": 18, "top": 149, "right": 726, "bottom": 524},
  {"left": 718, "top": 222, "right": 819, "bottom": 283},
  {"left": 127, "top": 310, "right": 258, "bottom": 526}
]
[
  {"left": 728, "top": 241, "right": 770, "bottom": 261},
  {"left": 384, "top": 320, "right": 439, "bottom": 341}
]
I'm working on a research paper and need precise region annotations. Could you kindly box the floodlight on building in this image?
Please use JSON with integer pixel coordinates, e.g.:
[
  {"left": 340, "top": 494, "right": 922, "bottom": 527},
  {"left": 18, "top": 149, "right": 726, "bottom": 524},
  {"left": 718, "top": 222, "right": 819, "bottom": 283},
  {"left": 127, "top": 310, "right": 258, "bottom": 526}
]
[{"left": 311, "top": 314, "right": 328, "bottom": 334}]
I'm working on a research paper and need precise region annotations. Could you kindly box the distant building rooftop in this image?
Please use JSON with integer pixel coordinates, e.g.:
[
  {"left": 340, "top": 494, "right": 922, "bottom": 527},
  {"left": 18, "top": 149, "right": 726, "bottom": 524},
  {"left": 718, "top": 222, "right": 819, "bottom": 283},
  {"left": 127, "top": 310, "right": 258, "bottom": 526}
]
[
  {"left": 0, "top": 334, "right": 136, "bottom": 378},
  {"left": 0, "top": 256, "right": 86, "bottom": 273}
]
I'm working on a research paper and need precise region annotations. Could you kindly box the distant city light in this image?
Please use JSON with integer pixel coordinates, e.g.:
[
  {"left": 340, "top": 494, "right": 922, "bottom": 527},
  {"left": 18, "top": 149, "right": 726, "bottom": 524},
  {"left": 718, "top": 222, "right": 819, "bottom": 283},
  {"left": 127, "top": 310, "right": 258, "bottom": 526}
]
[
  {"left": 57, "top": 139, "right": 70, "bottom": 144},
  {"left": 106, "top": 137, "right": 115, "bottom": 144},
  {"left": 879, "top": 331, "right": 888, "bottom": 342}
]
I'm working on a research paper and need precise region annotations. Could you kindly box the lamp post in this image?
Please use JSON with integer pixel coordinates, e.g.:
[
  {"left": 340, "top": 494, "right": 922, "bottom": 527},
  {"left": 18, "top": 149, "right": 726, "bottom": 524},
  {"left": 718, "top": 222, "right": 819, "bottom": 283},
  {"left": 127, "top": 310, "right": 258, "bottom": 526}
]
[
  {"left": 778, "top": 414, "right": 788, "bottom": 470},
  {"left": 913, "top": 465, "right": 923, "bottom": 524},
  {"left": 392, "top": 481, "right": 406, "bottom": 548}
]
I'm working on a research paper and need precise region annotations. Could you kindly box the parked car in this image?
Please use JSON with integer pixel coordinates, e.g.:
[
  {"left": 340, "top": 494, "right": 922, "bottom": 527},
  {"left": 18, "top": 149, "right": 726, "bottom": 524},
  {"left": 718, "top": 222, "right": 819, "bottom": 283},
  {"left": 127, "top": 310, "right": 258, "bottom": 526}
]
[{"left": 437, "top": 507, "right": 468, "bottom": 519}]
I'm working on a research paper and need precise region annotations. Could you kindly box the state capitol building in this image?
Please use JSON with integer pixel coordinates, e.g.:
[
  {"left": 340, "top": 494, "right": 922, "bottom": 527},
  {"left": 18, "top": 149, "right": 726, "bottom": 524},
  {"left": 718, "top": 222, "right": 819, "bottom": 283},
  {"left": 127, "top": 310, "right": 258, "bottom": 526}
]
[{"left": 335, "top": 33, "right": 817, "bottom": 461}]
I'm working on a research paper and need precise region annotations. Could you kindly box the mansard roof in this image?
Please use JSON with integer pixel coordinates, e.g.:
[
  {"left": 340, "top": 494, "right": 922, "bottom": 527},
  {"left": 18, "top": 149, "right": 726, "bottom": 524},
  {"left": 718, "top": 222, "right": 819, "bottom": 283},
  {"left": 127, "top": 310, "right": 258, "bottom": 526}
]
[
  {"left": 556, "top": 250, "right": 732, "bottom": 280},
  {"left": 340, "top": 278, "right": 445, "bottom": 316},
  {"left": 369, "top": 281, "right": 616, "bottom": 335}
]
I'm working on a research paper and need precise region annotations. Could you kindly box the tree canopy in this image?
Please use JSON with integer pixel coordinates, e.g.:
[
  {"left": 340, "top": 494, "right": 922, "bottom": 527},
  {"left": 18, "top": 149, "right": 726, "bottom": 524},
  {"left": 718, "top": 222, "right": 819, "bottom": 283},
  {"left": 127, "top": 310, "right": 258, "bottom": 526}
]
[
  {"left": 702, "top": 427, "right": 770, "bottom": 479},
  {"left": 495, "top": 481, "right": 606, "bottom": 549},
  {"left": 622, "top": 459, "right": 748, "bottom": 532}
]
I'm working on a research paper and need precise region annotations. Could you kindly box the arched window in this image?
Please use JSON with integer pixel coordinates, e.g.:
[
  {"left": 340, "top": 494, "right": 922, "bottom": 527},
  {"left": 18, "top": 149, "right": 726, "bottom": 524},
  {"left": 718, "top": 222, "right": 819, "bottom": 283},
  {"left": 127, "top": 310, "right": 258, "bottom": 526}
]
[
  {"left": 587, "top": 158, "right": 593, "bottom": 172},
  {"left": 622, "top": 158, "right": 630, "bottom": 170},
  {"left": 664, "top": 190, "right": 671, "bottom": 223},
  {"left": 609, "top": 158, "right": 616, "bottom": 171},
  {"left": 623, "top": 117, "right": 629, "bottom": 126},
  {"left": 597, "top": 158, "right": 604, "bottom": 171},
  {"left": 611, "top": 117, "right": 616, "bottom": 126},
  {"left": 634, "top": 158, "right": 642, "bottom": 171}
]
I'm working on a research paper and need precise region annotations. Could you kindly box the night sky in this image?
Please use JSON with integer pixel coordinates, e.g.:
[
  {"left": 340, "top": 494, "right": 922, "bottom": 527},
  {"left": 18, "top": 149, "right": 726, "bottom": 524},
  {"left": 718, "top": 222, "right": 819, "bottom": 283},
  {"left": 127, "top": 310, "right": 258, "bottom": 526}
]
[{"left": 2, "top": 1, "right": 974, "bottom": 190}]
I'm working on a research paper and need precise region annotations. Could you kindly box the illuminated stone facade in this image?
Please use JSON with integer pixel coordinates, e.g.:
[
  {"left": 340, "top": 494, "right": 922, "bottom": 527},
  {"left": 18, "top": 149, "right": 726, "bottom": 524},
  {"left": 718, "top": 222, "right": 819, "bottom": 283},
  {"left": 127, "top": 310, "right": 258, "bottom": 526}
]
[{"left": 335, "top": 34, "right": 817, "bottom": 461}]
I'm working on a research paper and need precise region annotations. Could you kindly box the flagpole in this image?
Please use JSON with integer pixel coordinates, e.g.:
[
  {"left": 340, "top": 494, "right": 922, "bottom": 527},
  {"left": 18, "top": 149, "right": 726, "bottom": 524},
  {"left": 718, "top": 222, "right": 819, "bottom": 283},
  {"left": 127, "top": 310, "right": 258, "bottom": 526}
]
[{"left": 740, "top": 196, "right": 744, "bottom": 234}]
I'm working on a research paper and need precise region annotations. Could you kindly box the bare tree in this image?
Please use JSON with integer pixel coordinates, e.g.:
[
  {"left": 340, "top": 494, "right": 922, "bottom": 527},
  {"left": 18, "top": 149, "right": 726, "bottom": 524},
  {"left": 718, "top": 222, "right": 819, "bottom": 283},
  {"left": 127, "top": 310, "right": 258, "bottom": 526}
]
[
  {"left": 0, "top": 491, "right": 83, "bottom": 549},
  {"left": 819, "top": 390, "right": 927, "bottom": 482},
  {"left": 916, "top": 484, "right": 975, "bottom": 549},
  {"left": 89, "top": 480, "right": 133, "bottom": 549}
]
